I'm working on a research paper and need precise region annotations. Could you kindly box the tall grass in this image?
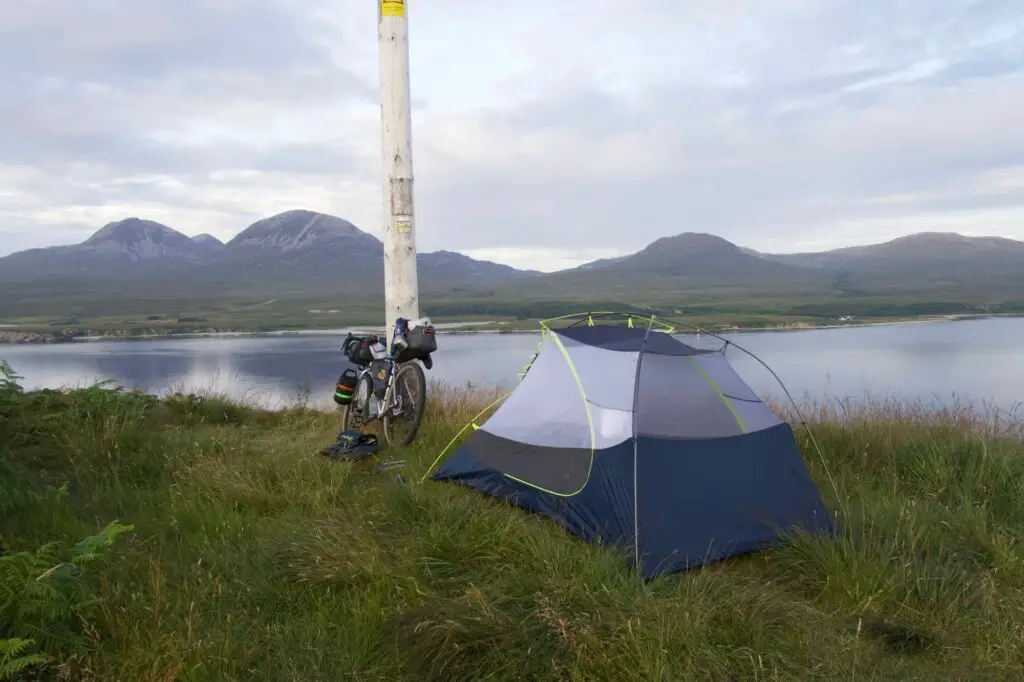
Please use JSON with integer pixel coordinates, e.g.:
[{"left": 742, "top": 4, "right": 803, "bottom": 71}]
[{"left": 1, "top": 360, "right": 1023, "bottom": 680}]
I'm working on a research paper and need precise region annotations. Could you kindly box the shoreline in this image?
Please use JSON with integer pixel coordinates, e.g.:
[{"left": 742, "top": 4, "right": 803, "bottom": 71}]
[{"left": 0, "top": 312, "right": 1017, "bottom": 345}]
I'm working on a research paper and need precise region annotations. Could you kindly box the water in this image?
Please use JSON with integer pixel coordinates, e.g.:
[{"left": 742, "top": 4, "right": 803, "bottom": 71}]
[{"left": 2, "top": 317, "right": 1021, "bottom": 416}]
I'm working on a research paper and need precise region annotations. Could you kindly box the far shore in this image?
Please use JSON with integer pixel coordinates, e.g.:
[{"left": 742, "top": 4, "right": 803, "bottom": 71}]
[{"left": 0, "top": 312, "right": 1017, "bottom": 346}]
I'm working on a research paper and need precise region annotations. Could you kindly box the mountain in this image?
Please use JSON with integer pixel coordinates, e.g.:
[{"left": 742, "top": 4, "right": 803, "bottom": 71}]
[
  {"left": 0, "top": 218, "right": 210, "bottom": 280},
  {"left": 81, "top": 218, "right": 203, "bottom": 260},
  {"left": 751, "top": 232, "right": 1024, "bottom": 293},
  {"left": 0, "top": 210, "right": 531, "bottom": 293},
  {"left": 4, "top": 213, "right": 1024, "bottom": 318},
  {"left": 191, "top": 233, "right": 224, "bottom": 250},
  {"left": 215, "top": 211, "right": 537, "bottom": 281},
  {"left": 225, "top": 210, "right": 381, "bottom": 262},
  {"left": 754, "top": 232, "right": 1024, "bottom": 267},
  {"left": 503, "top": 232, "right": 830, "bottom": 299},
  {"left": 596, "top": 233, "right": 818, "bottom": 281},
  {"left": 418, "top": 250, "right": 539, "bottom": 281},
  {"left": 207, "top": 210, "right": 530, "bottom": 289}
]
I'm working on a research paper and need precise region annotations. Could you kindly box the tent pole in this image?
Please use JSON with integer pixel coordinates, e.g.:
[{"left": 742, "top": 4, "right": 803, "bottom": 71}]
[{"left": 630, "top": 315, "right": 657, "bottom": 578}]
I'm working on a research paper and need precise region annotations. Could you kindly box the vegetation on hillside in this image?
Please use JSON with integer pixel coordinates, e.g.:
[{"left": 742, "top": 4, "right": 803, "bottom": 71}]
[
  {"left": 3, "top": 289, "right": 1022, "bottom": 343},
  {"left": 1, "top": 359, "right": 1023, "bottom": 680}
]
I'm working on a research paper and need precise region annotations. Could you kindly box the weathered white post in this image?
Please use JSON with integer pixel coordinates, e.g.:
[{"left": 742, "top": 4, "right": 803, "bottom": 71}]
[{"left": 378, "top": 0, "right": 419, "bottom": 348}]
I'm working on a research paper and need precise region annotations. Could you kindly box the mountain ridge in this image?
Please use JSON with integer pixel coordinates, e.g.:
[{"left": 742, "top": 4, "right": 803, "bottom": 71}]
[
  {"left": 749, "top": 231, "right": 1024, "bottom": 265},
  {"left": 742, "top": 231, "right": 1024, "bottom": 294},
  {"left": 6, "top": 213, "right": 1022, "bottom": 272},
  {"left": 2, "top": 212, "right": 1023, "bottom": 308},
  {"left": 0, "top": 210, "right": 536, "bottom": 293}
]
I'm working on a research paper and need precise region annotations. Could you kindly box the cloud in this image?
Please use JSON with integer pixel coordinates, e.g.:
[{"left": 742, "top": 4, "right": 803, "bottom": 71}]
[{"left": 2, "top": 0, "right": 1024, "bottom": 269}]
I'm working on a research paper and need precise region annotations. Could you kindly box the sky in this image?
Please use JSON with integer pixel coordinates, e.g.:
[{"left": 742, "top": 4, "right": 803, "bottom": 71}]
[{"left": 1, "top": 0, "right": 1023, "bottom": 272}]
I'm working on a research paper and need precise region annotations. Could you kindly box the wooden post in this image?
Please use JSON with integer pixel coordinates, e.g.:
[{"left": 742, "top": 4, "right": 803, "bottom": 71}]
[{"left": 378, "top": 0, "right": 419, "bottom": 348}]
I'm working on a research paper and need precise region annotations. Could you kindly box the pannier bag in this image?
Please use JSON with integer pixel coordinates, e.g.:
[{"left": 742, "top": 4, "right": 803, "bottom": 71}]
[
  {"left": 333, "top": 368, "right": 358, "bottom": 405},
  {"left": 393, "top": 317, "right": 437, "bottom": 364}
]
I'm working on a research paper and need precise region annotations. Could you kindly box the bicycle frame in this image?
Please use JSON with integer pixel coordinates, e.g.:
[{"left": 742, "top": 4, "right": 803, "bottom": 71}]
[{"left": 352, "top": 358, "right": 395, "bottom": 422}]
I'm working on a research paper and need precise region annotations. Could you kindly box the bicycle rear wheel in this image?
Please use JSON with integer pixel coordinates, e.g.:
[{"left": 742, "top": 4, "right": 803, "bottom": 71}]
[{"left": 383, "top": 361, "right": 427, "bottom": 447}]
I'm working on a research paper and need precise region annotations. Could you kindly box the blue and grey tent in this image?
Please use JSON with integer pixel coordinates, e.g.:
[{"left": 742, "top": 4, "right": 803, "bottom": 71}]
[{"left": 426, "top": 313, "right": 835, "bottom": 580}]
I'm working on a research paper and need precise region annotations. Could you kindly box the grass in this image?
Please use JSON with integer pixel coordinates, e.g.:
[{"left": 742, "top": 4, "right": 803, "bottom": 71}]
[{"left": 2, "top": 360, "right": 1024, "bottom": 680}]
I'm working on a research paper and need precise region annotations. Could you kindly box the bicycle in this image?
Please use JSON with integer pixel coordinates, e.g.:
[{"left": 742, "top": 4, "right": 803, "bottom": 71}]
[{"left": 339, "top": 322, "right": 433, "bottom": 447}]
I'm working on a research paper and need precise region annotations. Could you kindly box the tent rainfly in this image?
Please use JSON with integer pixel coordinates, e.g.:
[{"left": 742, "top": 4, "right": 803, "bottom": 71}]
[{"left": 426, "top": 313, "right": 836, "bottom": 580}]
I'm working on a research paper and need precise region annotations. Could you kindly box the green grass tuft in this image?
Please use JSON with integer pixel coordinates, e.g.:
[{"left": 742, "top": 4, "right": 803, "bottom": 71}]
[{"left": 1, "top": 361, "right": 1023, "bottom": 680}]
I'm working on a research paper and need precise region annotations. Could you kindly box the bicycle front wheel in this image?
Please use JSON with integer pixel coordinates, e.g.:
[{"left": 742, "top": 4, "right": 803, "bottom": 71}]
[{"left": 383, "top": 361, "right": 427, "bottom": 447}]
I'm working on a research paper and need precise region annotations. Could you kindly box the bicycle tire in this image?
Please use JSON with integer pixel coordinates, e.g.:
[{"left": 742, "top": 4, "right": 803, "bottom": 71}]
[
  {"left": 340, "top": 372, "right": 372, "bottom": 431},
  {"left": 383, "top": 361, "right": 427, "bottom": 447}
]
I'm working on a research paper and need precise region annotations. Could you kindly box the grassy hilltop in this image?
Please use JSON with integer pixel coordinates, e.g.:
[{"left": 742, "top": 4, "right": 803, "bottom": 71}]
[{"left": 2, "top": 361, "right": 1024, "bottom": 680}]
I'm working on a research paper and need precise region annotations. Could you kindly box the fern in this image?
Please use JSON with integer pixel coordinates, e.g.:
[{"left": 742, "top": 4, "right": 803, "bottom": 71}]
[
  {"left": 0, "top": 637, "right": 49, "bottom": 681},
  {"left": 0, "top": 360, "right": 21, "bottom": 396},
  {"left": 71, "top": 522, "right": 135, "bottom": 564},
  {"left": 0, "top": 521, "right": 134, "bottom": 678},
  {"left": 0, "top": 362, "right": 24, "bottom": 448},
  {"left": 0, "top": 363, "right": 135, "bottom": 677}
]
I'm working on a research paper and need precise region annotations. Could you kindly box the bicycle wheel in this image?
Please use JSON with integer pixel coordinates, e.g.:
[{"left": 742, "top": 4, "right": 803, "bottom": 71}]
[
  {"left": 340, "top": 403, "right": 357, "bottom": 430},
  {"left": 383, "top": 361, "right": 427, "bottom": 447},
  {"left": 340, "top": 372, "right": 371, "bottom": 431}
]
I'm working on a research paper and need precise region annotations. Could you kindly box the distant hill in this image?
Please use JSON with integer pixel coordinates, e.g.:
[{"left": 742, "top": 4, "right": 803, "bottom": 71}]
[
  {"left": 191, "top": 233, "right": 224, "bottom": 250},
  {"left": 2, "top": 212, "right": 1024, "bottom": 320},
  {"left": 502, "top": 232, "right": 831, "bottom": 299},
  {"left": 225, "top": 210, "right": 381, "bottom": 262},
  {"left": 420, "top": 249, "right": 533, "bottom": 283},
  {"left": 749, "top": 232, "right": 1024, "bottom": 294},
  {"left": 0, "top": 218, "right": 212, "bottom": 280},
  {"left": 0, "top": 210, "right": 533, "bottom": 293}
]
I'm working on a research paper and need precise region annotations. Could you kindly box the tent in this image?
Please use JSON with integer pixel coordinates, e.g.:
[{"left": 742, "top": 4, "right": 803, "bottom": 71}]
[{"left": 427, "top": 313, "right": 835, "bottom": 579}]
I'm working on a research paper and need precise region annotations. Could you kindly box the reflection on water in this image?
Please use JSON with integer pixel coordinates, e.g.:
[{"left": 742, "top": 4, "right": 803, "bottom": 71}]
[{"left": 2, "top": 317, "right": 1021, "bottom": 415}]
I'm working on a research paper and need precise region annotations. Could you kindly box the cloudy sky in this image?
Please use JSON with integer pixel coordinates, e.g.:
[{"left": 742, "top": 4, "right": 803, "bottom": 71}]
[{"left": 2, "top": 0, "right": 1022, "bottom": 271}]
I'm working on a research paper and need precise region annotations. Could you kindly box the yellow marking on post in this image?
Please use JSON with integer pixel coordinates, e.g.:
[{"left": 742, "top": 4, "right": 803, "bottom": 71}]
[{"left": 381, "top": 0, "right": 405, "bottom": 17}]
